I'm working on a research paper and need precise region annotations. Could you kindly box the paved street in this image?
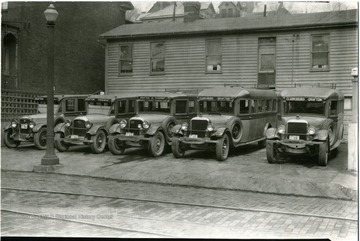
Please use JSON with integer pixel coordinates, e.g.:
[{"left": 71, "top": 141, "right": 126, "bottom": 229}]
[
  {"left": 1, "top": 171, "right": 358, "bottom": 239},
  {"left": 1, "top": 141, "right": 358, "bottom": 239}
]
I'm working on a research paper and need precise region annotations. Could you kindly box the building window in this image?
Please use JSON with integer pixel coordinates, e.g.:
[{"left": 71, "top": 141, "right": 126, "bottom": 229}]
[
  {"left": 206, "top": 39, "right": 222, "bottom": 73},
  {"left": 228, "top": 8, "right": 233, "bottom": 17},
  {"left": 311, "top": 34, "right": 329, "bottom": 71},
  {"left": 2, "top": 2, "right": 8, "bottom": 11},
  {"left": 119, "top": 44, "right": 133, "bottom": 75},
  {"left": 258, "top": 37, "right": 276, "bottom": 88},
  {"left": 221, "top": 9, "right": 226, "bottom": 17},
  {"left": 150, "top": 42, "right": 165, "bottom": 74}
]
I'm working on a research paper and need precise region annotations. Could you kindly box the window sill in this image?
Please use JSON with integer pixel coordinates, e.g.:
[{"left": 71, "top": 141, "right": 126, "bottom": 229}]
[
  {"left": 206, "top": 71, "right": 222, "bottom": 74},
  {"left": 310, "top": 69, "right": 330, "bottom": 72},
  {"left": 150, "top": 72, "right": 166, "bottom": 76},
  {"left": 118, "top": 73, "right": 133, "bottom": 77}
]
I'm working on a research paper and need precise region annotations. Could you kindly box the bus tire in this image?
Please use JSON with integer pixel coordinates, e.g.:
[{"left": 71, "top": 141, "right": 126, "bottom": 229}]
[
  {"left": 148, "top": 131, "right": 165, "bottom": 157},
  {"left": 266, "top": 141, "right": 279, "bottom": 164},
  {"left": 4, "top": 129, "right": 20, "bottom": 148},
  {"left": 108, "top": 136, "right": 125, "bottom": 155},
  {"left": 34, "top": 127, "right": 47, "bottom": 150},
  {"left": 171, "top": 140, "right": 185, "bottom": 158},
  {"left": 216, "top": 134, "right": 230, "bottom": 161}
]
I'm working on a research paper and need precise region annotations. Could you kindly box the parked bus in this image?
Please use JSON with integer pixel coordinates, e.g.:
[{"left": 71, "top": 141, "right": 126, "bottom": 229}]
[{"left": 171, "top": 86, "right": 279, "bottom": 161}]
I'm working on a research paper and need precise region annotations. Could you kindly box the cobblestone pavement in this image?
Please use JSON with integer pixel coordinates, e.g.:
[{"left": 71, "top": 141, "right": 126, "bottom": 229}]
[{"left": 1, "top": 171, "right": 357, "bottom": 240}]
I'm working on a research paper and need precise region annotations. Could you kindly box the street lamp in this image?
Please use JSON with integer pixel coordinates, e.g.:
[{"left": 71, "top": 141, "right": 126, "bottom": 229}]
[{"left": 41, "top": 4, "right": 59, "bottom": 165}]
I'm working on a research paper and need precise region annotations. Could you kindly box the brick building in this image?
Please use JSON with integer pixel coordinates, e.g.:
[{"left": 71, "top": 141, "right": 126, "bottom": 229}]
[{"left": 1, "top": 2, "right": 133, "bottom": 94}]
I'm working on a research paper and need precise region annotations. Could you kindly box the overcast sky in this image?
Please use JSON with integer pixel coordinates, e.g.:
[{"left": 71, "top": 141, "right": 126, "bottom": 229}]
[{"left": 131, "top": 1, "right": 358, "bottom": 13}]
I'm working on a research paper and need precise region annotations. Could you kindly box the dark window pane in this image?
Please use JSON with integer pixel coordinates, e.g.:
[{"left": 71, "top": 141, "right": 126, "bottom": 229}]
[
  {"left": 117, "top": 100, "right": 126, "bottom": 114},
  {"left": 120, "top": 61, "right": 133, "bottom": 73},
  {"left": 259, "top": 37, "right": 276, "bottom": 44},
  {"left": 312, "top": 53, "right": 328, "bottom": 67},
  {"left": 312, "top": 36, "right": 329, "bottom": 52},
  {"left": 78, "top": 99, "right": 86, "bottom": 112},
  {"left": 206, "top": 56, "right": 222, "bottom": 71},
  {"left": 206, "top": 40, "right": 221, "bottom": 55},
  {"left": 239, "top": 99, "right": 249, "bottom": 114},
  {"left": 228, "top": 8, "right": 233, "bottom": 17},
  {"left": 330, "top": 101, "right": 337, "bottom": 115},
  {"left": 151, "top": 43, "right": 164, "bottom": 58},
  {"left": 151, "top": 59, "right": 165, "bottom": 72},
  {"left": 66, "top": 99, "right": 75, "bottom": 112},
  {"left": 175, "top": 100, "right": 187, "bottom": 114},
  {"left": 128, "top": 100, "right": 135, "bottom": 113},
  {"left": 120, "top": 45, "right": 132, "bottom": 59}
]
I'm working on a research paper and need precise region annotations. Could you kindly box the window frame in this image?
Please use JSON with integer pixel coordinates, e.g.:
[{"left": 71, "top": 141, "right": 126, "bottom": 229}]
[
  {"left": 118, "top": 43, "right": 133, "bottom": 76},
  {"left": 150, "top": 41, "right": 166, "bottom": 75},
  {"left": 310, "top": 34, "right": 330, "bottom": 72},
  {"left": 205, "top": 38, "right": 222, "bottom": 74}
]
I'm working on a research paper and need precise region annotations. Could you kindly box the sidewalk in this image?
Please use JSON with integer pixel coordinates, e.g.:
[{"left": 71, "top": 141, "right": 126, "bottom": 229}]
[{"left": 1, "top": 142, "right": 358, "bottom": 200}]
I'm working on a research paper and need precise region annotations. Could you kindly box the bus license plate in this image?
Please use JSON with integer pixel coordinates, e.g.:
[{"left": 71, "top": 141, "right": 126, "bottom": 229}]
[
  {"left": 21, "top": 124, "right": 28, "bottom": 129},
  {"left": 289, "top": 135, "right": 299, "bottom": 141},
  {"left": 189, "top": 134, "right": 198, "bottom": 138},
  {"left": 126, "top": 132, "right": 134, "bottom": 136},
  {"left": 70, "top": 135, "right": 79, "bottom": 139}
]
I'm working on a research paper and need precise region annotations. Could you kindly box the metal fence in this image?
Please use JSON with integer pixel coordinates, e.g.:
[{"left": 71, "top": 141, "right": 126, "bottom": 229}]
[{"left": 1, "top": 89, "right": 44, "bottom": 122}]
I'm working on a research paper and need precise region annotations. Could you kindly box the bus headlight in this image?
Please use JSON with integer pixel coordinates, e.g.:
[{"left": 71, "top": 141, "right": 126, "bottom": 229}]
[
  {"left": 11, "top": 121, "right": 17, "bottom": 128},
  {"left": 181, "top": 123, "right": 188, "bottom": 131},
  {"left": 120, "top": 119, "right": 127, "bottom": 129},
  {"left": 85, "top": 121, "right": 92, "bottom": 129},
  {"left": 278, "top": 125, "right": 286, "bottom": 134},
  {"left": 142, "top": 121, "right": 150, "bottom": 129},
  {"left": 206, "top": 123, "right": 214, "bottom": 132},
  {"left": 29, "top": 122, "right": 35, "bottom": 129},
  {"left": 65, "top": 120, "right": 71, "bottom": 127},
  {"left": 308, "top": 126, "right": 316, "bottom": 135}
]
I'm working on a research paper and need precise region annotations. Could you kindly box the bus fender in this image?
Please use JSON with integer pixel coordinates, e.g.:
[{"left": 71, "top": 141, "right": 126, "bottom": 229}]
[
  {"left": 145, "top": 125, "right": 161, "bottom": 136},
  {"left": 54, "top": 122, "right": 67, "bottom": 134},
  {"left": 109, "top": 123, "right": 121, "bottom": 135},
  {"left": 212, "top": 127, "right": 227, "bottom": 138},
  {"left": 266, "top": 127, "right": 279, "bottom": 140},
  {"left": 314, "top": 129, "right": 328, "bottom": 141},
  {"left": 263, "top": 122, "right": 273, "bottom": 137},
  {"left": 87, "top": 125, "right": 106, "bottom": 136},
  {"left": 33, "top": 124, "right": 46, "bottom": 133},
  {"left": 4, "top": 123, "right": 12, "bottom": 131},
  {"left": 171, "top": 124, "right": 182, "bottom": 135}
]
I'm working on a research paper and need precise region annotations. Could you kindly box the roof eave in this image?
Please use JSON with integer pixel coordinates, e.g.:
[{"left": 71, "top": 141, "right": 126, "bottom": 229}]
[{"left": 100, "top": 21, "right": 357, "bottom": 40}]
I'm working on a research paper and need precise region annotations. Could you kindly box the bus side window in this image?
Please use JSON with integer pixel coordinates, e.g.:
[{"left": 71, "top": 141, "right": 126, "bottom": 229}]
[
  {"left": 273, "top": 99, "right": 278, "bottom": 112},
  {"left": 330, "top": 101, "right": 338, "bottom": 116},
  {"left": 250, "top": 100, "right": 256, "bottom": 113},
  {"left": 128, "top": 100, "right": 135, "bottom": 113},
  {"left": 239, "top": 99, "right": 249, "bottom": 114},
  {"left": 266, "top": 100, "right": 272, "bottom": 112},
  {"left": 189, "top": 100, "right": 195, "bottom": 113}
]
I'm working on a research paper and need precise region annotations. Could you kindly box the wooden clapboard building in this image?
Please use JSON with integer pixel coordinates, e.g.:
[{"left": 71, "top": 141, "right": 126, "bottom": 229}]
[{"left": 100, "top": 4, "right": 357, "bottom": 97}]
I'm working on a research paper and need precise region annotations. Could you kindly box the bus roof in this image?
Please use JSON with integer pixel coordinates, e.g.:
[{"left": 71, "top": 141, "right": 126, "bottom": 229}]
[
  {"left": 137, "top": 92, "right": 197, "bottom": 100},
  {"left": 280, "top": 87, "right": 344, "bottom": 100},
  {"left": 86, "top": 94, "right": 117, "bottom": 102},
  {"left": 198, "top": 86, "right": 278, "bottom": 99}
]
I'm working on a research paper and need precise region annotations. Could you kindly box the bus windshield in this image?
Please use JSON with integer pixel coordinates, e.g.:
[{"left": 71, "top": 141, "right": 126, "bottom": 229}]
[
  {"left": 284, "top": 101, "right": 325, "bottom": 115},
  {"left": 138, "top": 100, "right": 170, "bottom": 113},
  {"left": 199, "top": 100, "right": 233, "bottom": 114}
]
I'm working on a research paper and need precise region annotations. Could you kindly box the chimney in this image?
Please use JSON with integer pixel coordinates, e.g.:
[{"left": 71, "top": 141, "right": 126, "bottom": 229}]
[{"left": 183, "top": 2, "right": 201, "bottom": 23}]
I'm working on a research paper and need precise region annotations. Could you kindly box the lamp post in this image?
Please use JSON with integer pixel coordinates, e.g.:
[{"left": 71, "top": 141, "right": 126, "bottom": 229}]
[{"left": 41, "top": 4, "right": 59, "bottom": 165}]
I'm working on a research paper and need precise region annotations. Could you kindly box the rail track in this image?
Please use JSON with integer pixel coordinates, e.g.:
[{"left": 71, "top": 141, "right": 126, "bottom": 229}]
[{"left": 2, "top": 186, "right": 357, "bottom": 222}]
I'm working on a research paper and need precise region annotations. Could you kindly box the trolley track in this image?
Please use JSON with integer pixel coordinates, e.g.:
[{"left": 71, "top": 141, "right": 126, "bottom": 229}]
[{"left": 1, "top": 186, "right": 357, "bottom": 222}]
